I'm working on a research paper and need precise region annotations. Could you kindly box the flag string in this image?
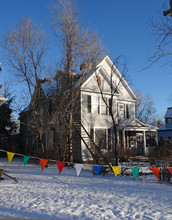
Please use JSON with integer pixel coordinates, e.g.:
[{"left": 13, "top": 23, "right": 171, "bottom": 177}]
[
  {"left": 0, "top": 148, "right": 107, "bottom": 166},
  {"left": 0, "top": 148, "right": 171, "bottom": 179}
]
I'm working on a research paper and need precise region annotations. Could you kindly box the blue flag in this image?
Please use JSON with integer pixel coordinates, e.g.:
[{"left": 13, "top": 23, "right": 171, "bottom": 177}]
[{"left": 93, "top": 165, "right": 102, "bottom": 175}]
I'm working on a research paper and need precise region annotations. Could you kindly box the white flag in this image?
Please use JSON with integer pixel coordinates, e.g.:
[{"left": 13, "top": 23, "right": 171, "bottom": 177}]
[{"left": 75, "top": 163, "right": 83, "bottom": 176}]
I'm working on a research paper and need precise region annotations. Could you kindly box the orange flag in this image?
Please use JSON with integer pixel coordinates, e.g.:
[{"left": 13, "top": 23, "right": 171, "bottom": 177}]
[
  {"left": 168, "top": 168, "right": 172, "bottom": 175},
  {"left": 39, "top": 158, "right": 48, "bottom": 172},
  {"left": 150, "top": 167, "right": 159, "bottom": 179},
  {"left": 57, "top": 162, "right": 66, "bottom": 175},
  {"left": 7, "top": 152, "right": 15, "bottom": 163}
]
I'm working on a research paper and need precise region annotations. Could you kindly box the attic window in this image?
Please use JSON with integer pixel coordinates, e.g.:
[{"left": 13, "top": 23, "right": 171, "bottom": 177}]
[{"left": 97, "top": 76, "right": 101, "bottom": 86}]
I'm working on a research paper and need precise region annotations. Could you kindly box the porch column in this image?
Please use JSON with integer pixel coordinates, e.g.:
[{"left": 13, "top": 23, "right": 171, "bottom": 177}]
[
  {"left": 122, "top": 129, "right": 126, "bottom": 150},
  {"left": 143, "top": 131, "right": 147, "bottom": 155}
]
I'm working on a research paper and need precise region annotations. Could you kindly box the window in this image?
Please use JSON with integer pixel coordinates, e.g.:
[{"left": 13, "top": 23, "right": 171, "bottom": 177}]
[
  {"left": 92, "top": 96, "right": 100, "bottom": 114},
  {"left": 90, "top": 128, "right": 112, "bottom": 149},
  {"left": 166, "top": 118, "right": 172, "bottom": 124},
  {"left": 95, "top": 129, "right": 106, "bottom": 148},
  {"left": 101, "top": 97, "right": 108, "bottom": 115},
  {"left": 118, "top": 103, "right": 125, "bottom": 118},
  {"left": 85, "top": 95, "right": 112, "bottom": 115},
  {"left": 87, "top": 95, "right": 91, "bottom": 113}
]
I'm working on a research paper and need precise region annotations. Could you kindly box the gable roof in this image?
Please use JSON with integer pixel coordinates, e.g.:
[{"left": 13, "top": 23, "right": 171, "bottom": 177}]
[
  {"left": 118, "top": 118, "right": 158, "bottom": 131},
  {"left": 76, "top": 55, "right": 137, "bottom": 101},
  {"left": 165, "top": 107, "right": 172, "bottom": 118}
]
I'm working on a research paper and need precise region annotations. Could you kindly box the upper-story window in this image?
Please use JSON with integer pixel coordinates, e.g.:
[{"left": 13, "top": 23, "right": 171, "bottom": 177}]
[
  {"left": 87, "top": 95, "right": 91, "bottom": 113},
  {"left": 118, "top": 103, "right": 125, "bottom": 118},
  {"left": 85, "top": 95, "right": 109, "bottom": 115},
  {"left": 101, "top": 97, "right": 108, "bottom": 115},
  {"left": 166, "top": 118, "right": 172, "bottom": 124},
  {"left": 92, "top": 96, "right": 100, "bottom": 114}
]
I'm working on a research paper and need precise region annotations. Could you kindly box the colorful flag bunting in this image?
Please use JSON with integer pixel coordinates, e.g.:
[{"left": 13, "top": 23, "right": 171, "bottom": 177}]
[
  {"left": 57, "top": 162, "right": 66, "bottom": 175},
  {"left": 112, "top": 166, "right": 121, "bottom": 177},
  {"left": 75, "top": 163, "right": 83, "bottom": 176},
  {"left": 39, "top": 158, "right": 48, "bottom": 172},
  {"left": 7, "top": 152, "right": 15, "bottom": 164},
  {"left": 150, "top": 167, "right": 159, "bottom": 179},
  {"left": 168, "top": 168, "right": 172, "bottom": 175},
  {"left": 93, "top": 165, "right": 102, "bottom": 175},
  {"left": 131, "top": 167, "right": 140, "bottom": 179},
  {"left": 24, "top": 155, "right": 31, "bottom": 166}
]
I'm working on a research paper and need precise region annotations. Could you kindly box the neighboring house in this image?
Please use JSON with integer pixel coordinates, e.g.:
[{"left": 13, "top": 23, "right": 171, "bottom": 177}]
[
  {"left": 158, "top": 107, "right": 172, "bottom": 142},
  {"left": 20, "top": 55, "right": 158, "bottom": 161}
]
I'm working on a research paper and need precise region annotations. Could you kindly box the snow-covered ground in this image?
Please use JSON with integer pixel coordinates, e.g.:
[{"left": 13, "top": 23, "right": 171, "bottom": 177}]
[{"left": 0, "top": 158, "right": 172, "bottom": 220}]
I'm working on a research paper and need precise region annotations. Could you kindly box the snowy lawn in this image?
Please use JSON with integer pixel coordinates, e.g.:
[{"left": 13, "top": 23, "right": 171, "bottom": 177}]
[{"left": 0, "top": 158, "right": 172, "bottom": 220}]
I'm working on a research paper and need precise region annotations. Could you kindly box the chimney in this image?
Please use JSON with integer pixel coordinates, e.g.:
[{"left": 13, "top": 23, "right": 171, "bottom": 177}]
[
  {"left": 80, "top": 62, "right": 90, "bottom": 70},
  {"left": 38, "top": 77, "right": 52, "bottom": 83}
]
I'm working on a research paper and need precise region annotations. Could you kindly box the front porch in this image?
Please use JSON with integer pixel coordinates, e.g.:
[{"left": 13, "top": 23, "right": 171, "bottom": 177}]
[{"left": 118, "top": 119, "right": 158, "bottom": 155}]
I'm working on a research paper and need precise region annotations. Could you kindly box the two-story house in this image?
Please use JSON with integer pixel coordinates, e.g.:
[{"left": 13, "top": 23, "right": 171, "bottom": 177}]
[{"left": 20, "top": 55, "right": 158, "bottom": 162}]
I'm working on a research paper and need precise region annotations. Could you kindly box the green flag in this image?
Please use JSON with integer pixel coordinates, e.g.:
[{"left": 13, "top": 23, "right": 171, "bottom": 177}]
[
  {"left": 131, "top": 167, "right": 140, "bottom": 180},
  {"left": 24, "top": 155, "right": 31, "bottom": 166}
]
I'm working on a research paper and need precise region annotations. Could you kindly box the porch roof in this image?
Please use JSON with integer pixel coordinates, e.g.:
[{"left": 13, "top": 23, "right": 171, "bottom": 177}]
[{"left": 118, "top": 118, "right": 158, "bottom": 132}]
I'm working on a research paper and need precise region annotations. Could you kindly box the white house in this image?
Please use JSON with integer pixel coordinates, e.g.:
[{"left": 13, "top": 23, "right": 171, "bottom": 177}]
[
  {"left": 75, "top": 55, "right": 157, "bottom": 160},
  {"left": 20, "top": 55, "right": 158, "bottom": 162}
]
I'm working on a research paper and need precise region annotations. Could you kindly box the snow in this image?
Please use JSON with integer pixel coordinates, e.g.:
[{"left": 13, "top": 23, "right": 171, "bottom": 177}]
[{"left": 0, "top": 158, "right": 172, "bottom": 220}]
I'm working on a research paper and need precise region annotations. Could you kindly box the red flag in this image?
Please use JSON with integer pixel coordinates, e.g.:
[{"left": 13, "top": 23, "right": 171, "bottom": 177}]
[
  {"left": 40, "top": 158, "right": 48, "bottom": 172},
  {"left": 57, "top": 162, "right": 66, "bottom": 175},
  {"left": 150, "top": 167, "right": 159, "bottom": 179},
  {"left": 168, "top": 168, "right": 172, "bottom": 175}
]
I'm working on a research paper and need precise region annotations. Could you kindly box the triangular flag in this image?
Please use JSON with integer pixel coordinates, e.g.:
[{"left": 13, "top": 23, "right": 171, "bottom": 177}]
[
  {"left": 75, "top": 163, "right": 83, "bottom": 176},
  {"left": 93, "top": 165, "right": 102, "bottom": 175},
  {"left": 39, "top": 158, "right": 48, "bottom": 172},
  {"left": 24, "top": 155, "right": 31, "bottom": 166},
  {"left": 150, "top": 167, "right": 159, "bottom": 179},
  {"left": 131, "top": 167, "right": 140, "bottom": 179},
  {"left": 7, "top": 152, "right": 15, "bottom": 163},
  {"left": 112, "top": 166, "right": 121, "bottom": 177},
  {"left": 168, "top": 168, "right": 172, "bottom": 175},
  {"left": 57, "top": 162, "right": 66, "bottom": 175}
]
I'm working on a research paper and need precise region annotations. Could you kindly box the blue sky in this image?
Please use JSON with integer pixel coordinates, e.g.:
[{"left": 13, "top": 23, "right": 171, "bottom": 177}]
[{"left": 0, "top": 0, "right": 171, "bottom": 117}]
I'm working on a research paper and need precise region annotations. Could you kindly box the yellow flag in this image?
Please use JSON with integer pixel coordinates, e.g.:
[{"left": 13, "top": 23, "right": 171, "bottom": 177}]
[
  {"left": 7, "top": 152, "right": 15, "bottom": 163},
  {"left": 112, "top": 166, "right": 121, "bottom": 177}
]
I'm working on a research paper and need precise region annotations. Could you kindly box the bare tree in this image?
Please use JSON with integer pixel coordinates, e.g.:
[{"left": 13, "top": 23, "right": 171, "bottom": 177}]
[
  {"left": 148, "top": 2, "right": 172, "bottom": 68},
  {"left": 50, "top": 0, "right": 105, "bottom": 161},
  {"left": 2, "top": 16, "right": 48, "bottom": 154},
  {"left": 93, "top": 56, "right": 130, "bottom": 166},
  {"left": 135, "top": 89, "right": 156, "bottom": 124}
]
